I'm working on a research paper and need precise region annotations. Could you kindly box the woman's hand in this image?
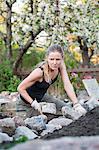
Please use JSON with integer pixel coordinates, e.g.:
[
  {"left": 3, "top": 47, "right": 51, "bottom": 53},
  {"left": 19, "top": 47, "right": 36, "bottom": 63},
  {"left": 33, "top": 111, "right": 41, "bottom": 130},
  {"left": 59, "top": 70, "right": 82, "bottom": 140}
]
[
  {"left": 73, "top": 103, "right": 87, "bottom": 115},
  {"left": 31, "top": 99, "right": 42, "bottom": 114}
]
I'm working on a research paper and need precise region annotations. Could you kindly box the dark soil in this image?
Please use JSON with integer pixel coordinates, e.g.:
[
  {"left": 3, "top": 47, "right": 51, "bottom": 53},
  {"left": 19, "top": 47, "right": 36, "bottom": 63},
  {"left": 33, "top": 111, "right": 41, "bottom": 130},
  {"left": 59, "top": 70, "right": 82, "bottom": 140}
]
[{"left": 41, "top": 106, "right": 99, "bottom": 140}]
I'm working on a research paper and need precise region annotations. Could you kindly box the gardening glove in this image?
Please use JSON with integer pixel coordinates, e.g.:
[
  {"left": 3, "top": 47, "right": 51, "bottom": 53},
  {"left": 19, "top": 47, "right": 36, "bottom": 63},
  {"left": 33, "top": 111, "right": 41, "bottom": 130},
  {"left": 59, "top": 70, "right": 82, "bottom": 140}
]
[
  {"left": 31, "top": 99, "right": 42, "bottom": 114},
  {"left": 73, "top": 103, "right": 87, "bottom": 115}
]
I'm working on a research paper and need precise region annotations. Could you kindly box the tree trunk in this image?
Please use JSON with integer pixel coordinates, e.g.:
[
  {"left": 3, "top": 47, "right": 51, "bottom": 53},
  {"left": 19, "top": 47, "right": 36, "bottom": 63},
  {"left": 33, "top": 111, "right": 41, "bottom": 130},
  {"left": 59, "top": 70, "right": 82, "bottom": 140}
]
[
  {"left": 77, "top": 36, "right": 90, "bottom": 67},
  {"left": 13, "top": 28, "right": 43, "bottom": 75},
  {"left": 13, "top": 37, "right": 34, "bottom": 75},
  {"left": 6, "top": 1, "right": 13, "bottom": 60}
]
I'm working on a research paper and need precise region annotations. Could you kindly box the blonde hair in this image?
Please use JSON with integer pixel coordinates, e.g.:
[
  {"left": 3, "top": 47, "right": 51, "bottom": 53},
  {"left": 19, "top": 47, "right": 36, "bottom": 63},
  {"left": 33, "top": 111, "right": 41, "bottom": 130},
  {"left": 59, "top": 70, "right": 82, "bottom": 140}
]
[
  {"left": 46, "top": 44, "right": 64, "bottom": 58},
  {"left": 36, "top": 44, "right": 64, "bottom": 82},
  {"left": 35, "top": 60, "right": 51, "bottom": 82}
]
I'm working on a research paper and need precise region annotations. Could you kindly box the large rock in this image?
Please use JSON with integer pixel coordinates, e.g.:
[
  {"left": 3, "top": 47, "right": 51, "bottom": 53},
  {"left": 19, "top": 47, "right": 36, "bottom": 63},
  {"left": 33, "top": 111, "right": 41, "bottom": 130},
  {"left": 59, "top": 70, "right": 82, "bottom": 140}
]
[
  {"left": 77, "top": 90, "right": 89, "bottom": 101},
  {"left": 48, "top": 117, "right": 73, "bottom": 127},
  {"left": 85, "top": 97, "right": 99, "bottom": 110},
  {"left": 40, "top": 102, "right": 56, "bottom": 114},
  {"left": 0, "top": 118, "right": 16, "bottom": 136},
  {"left": 0, "top": 132, "right": 13, "bottom": 143},
  {"left": 0, "top": 99, "right": 16, "bottom": 117},
  {"left": 14, "top": 126, "right": 38, "bottom": 140},
  {"left": 24, "top": 115, "right": 46, "bottom": 131},
  {"left": 61, "top": 106, "right": 83, "bottom": 120},
  {"left": 0, "top": 91, "right": 10, "bottom": 97},
  {"left": 0, "top": 98, "right": 10, "bottom": 105},
  {"left": 12, "top": 116, "right": 25, "bottom": 127},
  {"left": 82, "top": 78, "right": 99, "bottom": 100},
  {"left": 41, "top": 124, "right": 62, "bottom": 136}
]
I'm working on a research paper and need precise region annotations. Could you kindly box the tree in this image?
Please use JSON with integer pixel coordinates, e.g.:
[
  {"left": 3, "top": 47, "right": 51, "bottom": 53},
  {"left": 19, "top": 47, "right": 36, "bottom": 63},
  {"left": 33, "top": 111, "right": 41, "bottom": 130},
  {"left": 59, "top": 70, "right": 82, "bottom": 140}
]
[
  {"left": 0, "top": 0, "right": 98, "bottom": 75},
  {"left": 60, "top": 0, "right": 99, "bottom": 66},
  {"left": 0, "top": 0, "right": 44, "bottom": 74}
]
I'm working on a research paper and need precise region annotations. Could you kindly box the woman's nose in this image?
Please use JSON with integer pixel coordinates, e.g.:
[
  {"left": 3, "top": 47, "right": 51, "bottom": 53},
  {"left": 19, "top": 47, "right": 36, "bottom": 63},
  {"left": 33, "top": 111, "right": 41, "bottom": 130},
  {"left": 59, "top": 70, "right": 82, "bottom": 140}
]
[{"left": 53, "top": 60, "right": 57, "bottom": 64}]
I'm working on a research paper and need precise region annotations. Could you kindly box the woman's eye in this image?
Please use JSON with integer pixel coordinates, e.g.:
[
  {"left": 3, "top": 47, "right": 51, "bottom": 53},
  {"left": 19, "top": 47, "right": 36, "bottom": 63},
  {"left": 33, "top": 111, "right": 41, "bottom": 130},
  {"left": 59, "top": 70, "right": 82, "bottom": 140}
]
[{"left": 49, "top": 58, "right": 60, "bottom": 61}]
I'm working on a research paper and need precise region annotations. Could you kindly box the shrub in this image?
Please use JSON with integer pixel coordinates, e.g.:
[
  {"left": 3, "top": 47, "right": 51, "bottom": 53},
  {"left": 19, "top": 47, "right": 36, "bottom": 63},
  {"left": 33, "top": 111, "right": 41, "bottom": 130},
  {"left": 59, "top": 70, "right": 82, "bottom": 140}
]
[
  {"left": 0, "top": 60, "right": 21, "bottom": 92},
  {"left": 69, "top": 72, "right": 84, "bottom": 93}
]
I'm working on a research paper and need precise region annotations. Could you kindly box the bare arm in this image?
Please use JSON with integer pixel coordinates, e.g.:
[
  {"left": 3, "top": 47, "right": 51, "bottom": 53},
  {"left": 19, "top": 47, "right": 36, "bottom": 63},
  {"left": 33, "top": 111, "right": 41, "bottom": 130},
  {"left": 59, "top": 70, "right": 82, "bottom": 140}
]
[
  {"left": 17, "top": 68, "right": 43, "bottom": 104},
  {"left": 60, "top": 61, "right": 78, "bottom": 105}
]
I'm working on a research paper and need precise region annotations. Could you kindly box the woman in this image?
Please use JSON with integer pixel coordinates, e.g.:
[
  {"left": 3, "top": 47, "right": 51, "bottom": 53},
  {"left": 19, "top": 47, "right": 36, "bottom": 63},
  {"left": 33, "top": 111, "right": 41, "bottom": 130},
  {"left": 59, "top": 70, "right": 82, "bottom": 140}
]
[{"left": 17, "top": 44, "right": 86, "bottom": 117}]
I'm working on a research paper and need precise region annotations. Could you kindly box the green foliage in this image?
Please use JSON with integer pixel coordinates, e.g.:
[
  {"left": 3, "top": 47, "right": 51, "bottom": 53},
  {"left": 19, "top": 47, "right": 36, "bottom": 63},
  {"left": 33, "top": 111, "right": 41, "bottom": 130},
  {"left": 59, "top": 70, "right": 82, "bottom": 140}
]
[
  {"left": 69, "top": 72, "right": 84, "bottom": 93},
  {"left": 0, "top": 38, "right": 4, "bottom": 48},
  {"left": 64, "top": 52, "right": 84, "bottom": 92},
  {"left": 7, "top": 75, "right": 21, "bottom": 92},
  {"left": 22, "top": 48, "right": 45, "bottom": 70},
  {"left": 0, "top": 38, "right": 5, "bottom": 55},
  {"left": 0, "top": 60, "right": 21, "bottom": 92},
  {"left": 64, "top": 52, "right": 79, "bottom": 69},
  {"left": 0, "top": 136, "right": 28, "bottom": 149}
]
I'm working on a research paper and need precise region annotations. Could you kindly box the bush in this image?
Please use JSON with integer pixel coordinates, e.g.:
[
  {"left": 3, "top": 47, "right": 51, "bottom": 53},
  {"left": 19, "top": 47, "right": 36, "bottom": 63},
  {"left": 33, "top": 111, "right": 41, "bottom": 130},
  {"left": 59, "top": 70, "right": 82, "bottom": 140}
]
[
  {"left": 0, "top": 60, "right": 21, "bottom": 92},
  {"left": 22, "top": 48, "right": 45, "bottom": 70},
  {"left": 69, "top": 72, "right": 84, "bottom": 93}
]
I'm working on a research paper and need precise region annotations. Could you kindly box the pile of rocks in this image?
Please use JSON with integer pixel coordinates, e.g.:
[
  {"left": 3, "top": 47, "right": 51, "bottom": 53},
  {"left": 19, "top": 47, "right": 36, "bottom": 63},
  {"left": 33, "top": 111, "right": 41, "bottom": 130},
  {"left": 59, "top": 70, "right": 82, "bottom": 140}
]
[{"left": 0, "top": 90, "right": 99, "bottom": 144}]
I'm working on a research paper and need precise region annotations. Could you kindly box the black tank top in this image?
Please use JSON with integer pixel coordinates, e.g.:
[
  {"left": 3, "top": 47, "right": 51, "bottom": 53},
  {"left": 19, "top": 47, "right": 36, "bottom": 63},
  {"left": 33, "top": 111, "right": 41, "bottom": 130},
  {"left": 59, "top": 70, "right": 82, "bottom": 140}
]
[{"left": 20, "top": 67, "right": 59, "bottom": 104}]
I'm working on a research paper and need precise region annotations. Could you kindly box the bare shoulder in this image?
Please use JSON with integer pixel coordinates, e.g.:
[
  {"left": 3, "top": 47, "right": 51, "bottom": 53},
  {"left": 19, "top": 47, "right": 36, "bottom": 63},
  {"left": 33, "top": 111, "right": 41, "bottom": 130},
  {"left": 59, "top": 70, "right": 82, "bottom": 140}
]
[
  {"left": 17, "top": 67, "right": 43, "bottom": 89},
  {"left": 29, "top": 67, "right": 43, "bottom": 78},
  {"left": 25, "top": 67, "right": 43, "bottom": 82}
]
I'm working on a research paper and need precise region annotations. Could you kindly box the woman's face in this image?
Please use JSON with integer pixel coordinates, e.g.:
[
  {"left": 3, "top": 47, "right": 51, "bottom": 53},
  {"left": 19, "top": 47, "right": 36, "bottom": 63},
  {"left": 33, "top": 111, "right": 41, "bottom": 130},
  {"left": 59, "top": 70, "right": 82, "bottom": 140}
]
[{"left": 47, "top": 51, "right": 63, "bottom": 70}]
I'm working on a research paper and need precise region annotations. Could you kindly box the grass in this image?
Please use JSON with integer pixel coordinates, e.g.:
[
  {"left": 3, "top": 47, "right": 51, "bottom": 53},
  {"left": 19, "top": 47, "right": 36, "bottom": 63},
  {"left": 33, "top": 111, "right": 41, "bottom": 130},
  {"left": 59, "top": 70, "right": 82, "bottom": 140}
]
[{"left": 0, "top": 136, "right": 28, "bottom": 149}]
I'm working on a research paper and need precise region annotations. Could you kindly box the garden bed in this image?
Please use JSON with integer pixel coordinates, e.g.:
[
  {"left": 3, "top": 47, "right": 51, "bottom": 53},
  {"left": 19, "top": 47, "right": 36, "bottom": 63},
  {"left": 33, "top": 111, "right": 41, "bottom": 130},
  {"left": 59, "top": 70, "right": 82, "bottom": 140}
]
[{"left": 41, "top": 106, "right": 99, "bottom": 139}]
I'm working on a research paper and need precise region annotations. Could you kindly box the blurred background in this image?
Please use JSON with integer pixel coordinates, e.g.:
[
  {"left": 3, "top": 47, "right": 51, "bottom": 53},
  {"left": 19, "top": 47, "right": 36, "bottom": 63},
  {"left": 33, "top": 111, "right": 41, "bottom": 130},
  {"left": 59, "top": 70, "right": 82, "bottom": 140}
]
[{"left": 0, "top": 0, "right": 99, "bottom": 96}]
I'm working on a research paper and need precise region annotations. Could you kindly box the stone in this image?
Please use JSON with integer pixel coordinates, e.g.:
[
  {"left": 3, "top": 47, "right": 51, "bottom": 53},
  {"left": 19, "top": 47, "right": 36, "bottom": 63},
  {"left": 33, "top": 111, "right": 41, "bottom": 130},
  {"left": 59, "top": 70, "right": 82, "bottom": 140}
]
[
  {"left": 14, "top": 126, "right": 38, "bottom": 140},
  {"left": 0, "top": 94, "right": 16, "bottom": 113},
  {"left": 8, "top": 92, "right": 18, "bottom": 101},
  {"left": 77, "top": 90, "right": 90, "bottom": 101},
  {"left": 85, "top": 96, "right": 99, "bottom": 111},
  {"left": 62, "top": 106, "right": 85, "bottom": 120},
  {"left": 0, "top": 118, "right": 16, "bottom": 136},
  {"left": 0, "top": 91, "right": 10, "bottom": 97},
  {"left": 9, "top": 92, "right": 18, "bottom": 97},
  {"left": 0, "top": 98, "right": 10, "bottom": 105},
  {"left": 0, "top": 118, "right": 15, "bottom": 128},
  {"left": 12, "top": 116, "right": 25, "bottom": 127},
  {"left": 48, "top": 117, "right": 73, "bottom": 127},
  {"left": 41, "top": 124, "right": 62, "bottom": 136},
  {"left": 24, "top": 116, "right": 46, "bottom": 131},
  {"left": 0, "top": 132, "right": 13, "bottom": 143},
  {"left": 79, "top": 99, "right": 88, "bottom": 105},
  {"left": 82, "top": 79, "right": 99, "bottom": 99},
  {"left": 40, "top": 102, "right": 56, "bottom": 114},
  {"left": 38, "top": 114, "right": 47, "bottom": 123}
]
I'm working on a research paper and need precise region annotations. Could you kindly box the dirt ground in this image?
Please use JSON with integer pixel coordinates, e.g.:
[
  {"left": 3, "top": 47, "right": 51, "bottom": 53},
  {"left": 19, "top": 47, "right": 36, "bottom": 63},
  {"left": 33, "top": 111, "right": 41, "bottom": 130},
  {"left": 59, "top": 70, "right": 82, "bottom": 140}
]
[
  {"left": 41, "top": 106, "right": 99, "bottom": 140},
  {"left": 0, "top": 106, "right": 99, "bottom": 149}
]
